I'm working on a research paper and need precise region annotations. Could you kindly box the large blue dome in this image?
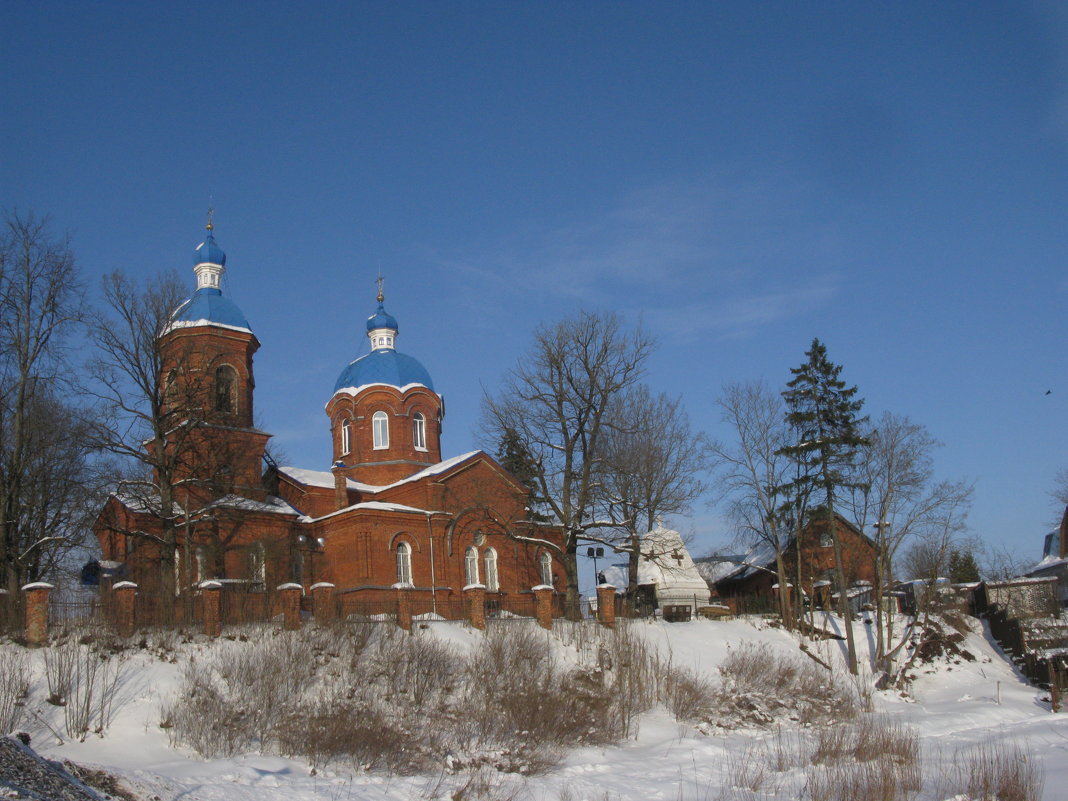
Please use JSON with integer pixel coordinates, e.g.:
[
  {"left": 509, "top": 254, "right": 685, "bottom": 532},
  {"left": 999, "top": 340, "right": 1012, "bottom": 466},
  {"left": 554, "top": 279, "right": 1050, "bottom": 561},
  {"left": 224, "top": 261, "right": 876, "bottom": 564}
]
[
  {"left": 170, "top": 287, "right": 251, "bottom": 331},
  {"left": 193, "top": 232, "right": 226, "bottom": 266},
  {"left": 333, "top": 349, "right": 434, "bottom": 393}
]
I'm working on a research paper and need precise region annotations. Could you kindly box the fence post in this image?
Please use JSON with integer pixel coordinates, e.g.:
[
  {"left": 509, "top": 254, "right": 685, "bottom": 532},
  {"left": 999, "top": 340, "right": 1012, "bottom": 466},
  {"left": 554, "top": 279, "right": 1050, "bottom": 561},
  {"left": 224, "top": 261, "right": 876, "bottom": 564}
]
[
  {"left": 200, "top": 580, "right": 222, "bottom": 637},
  {"left": 533, "top": 585, "right": 554, "bottom": 630},
  {"left": 277, "top": 583, "right": 303, "bottom": 631},
  {"left": 596, "top": 584, "right": 617, "bottom": 628},
  {"left": 112, "top": 581, "right": 138, "bottom": 638},
  {"left": 394, "top": 583, "right": 413, "bottom": 632},
  {"left": 312, "top": 582, "right": 336, "bottom": 626},
  {"left": 464, "top": 584, "right": 486, "bottom": 630},
  {"left": 22, "top": 582, "right": 53, "bottom": 646}
]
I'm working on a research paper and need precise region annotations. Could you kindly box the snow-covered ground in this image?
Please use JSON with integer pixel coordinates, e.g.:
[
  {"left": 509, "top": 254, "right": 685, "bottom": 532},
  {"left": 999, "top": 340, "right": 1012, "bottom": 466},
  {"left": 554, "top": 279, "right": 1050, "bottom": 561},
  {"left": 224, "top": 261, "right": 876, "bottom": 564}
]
[{"left": 5, "top": 613, "right": 1066, "bottom": 800}]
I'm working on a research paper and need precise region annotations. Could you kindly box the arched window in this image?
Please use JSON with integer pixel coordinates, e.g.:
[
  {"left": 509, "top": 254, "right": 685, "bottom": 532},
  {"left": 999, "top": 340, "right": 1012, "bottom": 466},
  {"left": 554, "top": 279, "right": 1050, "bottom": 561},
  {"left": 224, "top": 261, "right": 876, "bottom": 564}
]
[
  {"left": 539, "top": 552, "right": 553, "bottom": 586},
  {"left": 484, "top": 548, "right": 499, "bottom": 592},
  {"left": 412, "top": 412, "right": 426, "bottom": 450},
  {"left": 465, "top": 546, "right": 480, "bottom": 586},
  {"left": 215, "top": 365, "right": 238, "bottom": 413},
  {"left": 195, "top": 547, "right": 206, "bottom": 584},
  {"left": 372, "top": 411, "right": 389, "bottom": 449},
  {"left": 396, "top": 542, "right": 412, "bottom": 585},
  {"left": 249, "top": 542, "right": 265, "bottom": 587},
  {"left": 341, "top": 419, "right": 352, "bottom": 455}
]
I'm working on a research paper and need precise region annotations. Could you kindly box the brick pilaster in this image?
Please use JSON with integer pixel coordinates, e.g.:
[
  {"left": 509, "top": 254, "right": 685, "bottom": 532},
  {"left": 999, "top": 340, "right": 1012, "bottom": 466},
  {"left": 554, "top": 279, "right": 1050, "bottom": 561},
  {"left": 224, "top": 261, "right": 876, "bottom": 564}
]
[
  {"left": 464, "top": 584, "right": 486, "bottom": 630},
  {"left": 22, "top": 583, "right": 52, "bottom": 646},
  {"left": 277, "top": 583, "right": 303, "bottom": 631},
  {"left": 596, "top": 584, "right": 617, "bottom": 628},
  {"left": 311, "top": 582, "right": 336, "bottom": 626},
  {"left": 200, "top": 581, "right": 222, "bottom": 637},
  {"left": 533, "top": 585, "right": 554, "bottom": 630},
  {"left": 332, "top": 464, "right": 348, "bottom": 511},
  {"left": 395, "top": 584, "right": 412, "bottom": 632},
  {"left": 112, "top": 581, "right": 138, "bottom": 638}
]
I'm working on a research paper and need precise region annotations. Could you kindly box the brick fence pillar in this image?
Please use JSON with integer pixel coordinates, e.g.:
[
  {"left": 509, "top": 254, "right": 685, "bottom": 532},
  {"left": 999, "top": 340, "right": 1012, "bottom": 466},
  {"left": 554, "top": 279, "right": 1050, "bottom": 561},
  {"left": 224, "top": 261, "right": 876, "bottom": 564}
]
[
  {"left": 311, "top": 582, "right": 336, "bottom": 626},
  {"left": 394, "top": 583, "right": 412, "bottom": 632},
  {"left": 596, "top": 584, "right": 617, "bottom": 628},
  {"left": 533, "top": 585, "right": 554, "bottom": 630},
  {"left": 200, "top": 581, "right": 222, "bottom": 637},
  {"left": 22, "top": 583, "right": 53, "bottom": 646},
  {"left": 464, "top": 584, "right": 486, "bottom": 630},
  {"left": 112, "top": 581, "right": 138, "bottom": 638},
  {"left": 277, "top": 583, "right": 303, "bottom": 631}
]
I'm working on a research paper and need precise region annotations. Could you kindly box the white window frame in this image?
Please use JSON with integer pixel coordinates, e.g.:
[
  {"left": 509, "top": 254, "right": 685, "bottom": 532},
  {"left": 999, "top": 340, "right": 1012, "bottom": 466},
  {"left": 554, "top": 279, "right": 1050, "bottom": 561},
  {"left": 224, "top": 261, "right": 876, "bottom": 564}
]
[
  {"left": 465, "top": 546, "right": 480, "bottom": 586},
  {"left": 372, "top": 411, "right": 389, "bottom": 450},
  {"left": 341, "top": 419, "right": 352, "bottom": 455},
  {"left": 484, "top": 548, "right": 499, "bottom": 592},
  {"left": 249, "top": 542, "right": 266, "bottom": 586},
  {"left": 396, "top": 542, "right": 412, "bottom": 585},
  {"left": 412, "top": 412, "right": 427, "bottom": 451}
]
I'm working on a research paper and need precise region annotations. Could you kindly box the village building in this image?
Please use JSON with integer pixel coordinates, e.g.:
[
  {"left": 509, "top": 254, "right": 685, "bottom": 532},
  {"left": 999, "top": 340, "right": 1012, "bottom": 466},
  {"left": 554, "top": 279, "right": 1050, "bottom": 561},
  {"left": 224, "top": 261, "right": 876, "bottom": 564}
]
[
  {"left": 600, "top": 525, "right": 711, "bottom": 617},
  {"left": 93, "top": 226, "right": 563, "bottom": 618},
  {"left": 696, "top": 513, "right": 877, "bottom": 610}
]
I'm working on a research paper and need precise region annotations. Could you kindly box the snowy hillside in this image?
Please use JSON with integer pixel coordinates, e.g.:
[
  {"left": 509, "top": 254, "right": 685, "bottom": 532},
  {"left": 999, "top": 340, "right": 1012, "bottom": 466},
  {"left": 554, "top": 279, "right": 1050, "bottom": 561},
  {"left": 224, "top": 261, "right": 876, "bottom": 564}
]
[{"left": 2, "top": 613, "right": 1064, "bottom": 800}]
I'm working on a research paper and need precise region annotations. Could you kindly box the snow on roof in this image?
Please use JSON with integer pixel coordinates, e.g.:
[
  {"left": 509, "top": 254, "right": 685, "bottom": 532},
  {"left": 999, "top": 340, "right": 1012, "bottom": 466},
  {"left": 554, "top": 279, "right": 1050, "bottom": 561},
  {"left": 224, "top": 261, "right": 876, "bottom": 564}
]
[
  {"left": 202, "top": 494, "right": 302, "bottom": 516},
  {"left": 280, "top": 450, "right": 483, "bottom": 495},
  {"left": 628, "top": 525, "right": 713, "bottom": 597},
  {"left": 311, "top": 500, "right": 445, "bottom": 523}
]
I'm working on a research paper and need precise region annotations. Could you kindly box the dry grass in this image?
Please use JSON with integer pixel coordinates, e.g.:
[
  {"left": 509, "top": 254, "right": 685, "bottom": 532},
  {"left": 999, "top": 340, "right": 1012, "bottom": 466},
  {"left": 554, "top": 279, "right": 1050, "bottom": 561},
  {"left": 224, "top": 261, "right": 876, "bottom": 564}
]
[
  {"left": 42, "top": 637, "right": 124, "bottom": 739},
  {"left": 952, "top": 741, "right": 1043, "bottom": 801},
  {"left": 713, "top": 643, "right": 860, "bottom": 727},
  {"left": 0, "top": 647, "right": 30, "bottom": 733},
  {"left": 162, "top": 621, "right": 668, "bottom": 775}
]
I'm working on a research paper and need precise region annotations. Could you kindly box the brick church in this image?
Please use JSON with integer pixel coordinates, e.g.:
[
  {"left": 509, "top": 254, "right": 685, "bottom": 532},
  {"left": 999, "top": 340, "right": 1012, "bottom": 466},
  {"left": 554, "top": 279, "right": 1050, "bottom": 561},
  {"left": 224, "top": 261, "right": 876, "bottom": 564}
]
[{"left": 94, "top": 225, "right": 563, "bottom": 618}]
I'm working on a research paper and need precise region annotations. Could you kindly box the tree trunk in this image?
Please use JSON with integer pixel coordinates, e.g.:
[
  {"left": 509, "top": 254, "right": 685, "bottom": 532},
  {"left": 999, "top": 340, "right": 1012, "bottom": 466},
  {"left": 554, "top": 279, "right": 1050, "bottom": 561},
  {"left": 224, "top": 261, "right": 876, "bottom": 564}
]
[
  {"left": 564, "top": 539, "right": 582, "bottom": 620},
  {"left": 826, "top": 496, "right": 858, "bottom": 674}
]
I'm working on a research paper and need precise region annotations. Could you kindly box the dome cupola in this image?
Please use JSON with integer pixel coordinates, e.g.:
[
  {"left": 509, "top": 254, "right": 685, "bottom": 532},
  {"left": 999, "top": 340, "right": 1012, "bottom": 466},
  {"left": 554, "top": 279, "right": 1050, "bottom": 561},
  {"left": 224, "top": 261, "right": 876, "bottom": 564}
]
[
  {"left": 169, "top": 217, "right": 252, "bottom": 333},
  {"left": 333, "top": 279, "right": 434, "bottom": 393}
]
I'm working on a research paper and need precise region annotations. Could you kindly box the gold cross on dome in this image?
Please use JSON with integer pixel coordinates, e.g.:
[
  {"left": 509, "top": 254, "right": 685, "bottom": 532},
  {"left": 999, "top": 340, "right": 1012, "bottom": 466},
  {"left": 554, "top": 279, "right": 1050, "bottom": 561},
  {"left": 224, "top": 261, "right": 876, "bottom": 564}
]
[{"left": 376, "top": 273, "right": 384, "bottom": 303}]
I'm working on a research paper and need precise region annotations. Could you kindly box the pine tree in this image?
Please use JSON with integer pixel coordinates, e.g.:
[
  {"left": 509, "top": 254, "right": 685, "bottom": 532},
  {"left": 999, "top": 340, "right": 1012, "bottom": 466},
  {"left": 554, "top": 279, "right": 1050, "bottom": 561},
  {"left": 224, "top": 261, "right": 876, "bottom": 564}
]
[
  {"left": 779, "top": 338, "right": 869, "bottom": 674},
  {"left": 947, "top": 548, "right": 980, "bottom": 584}
]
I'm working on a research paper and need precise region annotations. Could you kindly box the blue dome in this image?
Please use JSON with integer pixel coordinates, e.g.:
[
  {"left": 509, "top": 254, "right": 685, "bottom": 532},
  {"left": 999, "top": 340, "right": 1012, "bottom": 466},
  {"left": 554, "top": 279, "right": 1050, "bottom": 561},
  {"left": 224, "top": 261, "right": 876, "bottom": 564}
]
[
  {"left": 171, "top": 287, "right": 251, "bottom": 330},
  {"left": 193, "top": 232, "right": 226, "bottom": 266},
  {"left": 366, "top": 302, "right": 398, "bottom": 332},
  {"left": 333, "top": 349, "right": 434, "bottom": 393}
]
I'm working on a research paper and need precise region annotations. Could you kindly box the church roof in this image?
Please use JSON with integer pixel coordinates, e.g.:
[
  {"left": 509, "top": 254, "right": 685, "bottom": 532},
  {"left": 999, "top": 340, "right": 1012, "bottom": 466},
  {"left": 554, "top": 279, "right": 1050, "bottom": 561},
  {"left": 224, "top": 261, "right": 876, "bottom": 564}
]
[
  {"left": 333, "top": 348, "right": 434, "bottom": 393},
  {"left": 170, "top": 287, "right": 252, "bottom": 332},
  {"left": 193, "top": 230, "right": 226, "bottom": 266}
]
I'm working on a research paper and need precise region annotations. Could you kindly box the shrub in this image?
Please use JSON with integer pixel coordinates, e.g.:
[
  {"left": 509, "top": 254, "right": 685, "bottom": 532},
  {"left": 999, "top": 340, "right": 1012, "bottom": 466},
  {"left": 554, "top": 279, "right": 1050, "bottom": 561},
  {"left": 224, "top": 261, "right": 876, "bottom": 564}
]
[
  {"left": 0, "top": 647, "right": 30, "bottom": 734},
  {"left": 954, "top": 741, "right": 1043, "bottom": 801}
]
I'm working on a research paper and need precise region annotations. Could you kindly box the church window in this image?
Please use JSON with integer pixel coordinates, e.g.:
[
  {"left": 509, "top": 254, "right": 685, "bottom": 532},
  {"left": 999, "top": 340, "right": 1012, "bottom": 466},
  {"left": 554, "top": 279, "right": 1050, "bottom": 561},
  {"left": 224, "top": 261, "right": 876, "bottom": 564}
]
[
  {"left": 465, "top": 546, "right": 480, "bottom": 586},
  {"left": 413, "top": 412, "right": 426, "bottom": 450},
  {"left": 372, "top": 411, "right": 389, "bottom": 449},
  {"left": 819, "top": 530, "right": 833, "bottom": 548},
  {"left": 249, "top": 542, "right": 266, "bottom": 587},
  {"left": 484, "top": 548, "right": 499, "bottom": 592},
  {"left": 195, "top": 547, "right": 206, "bottom": 584},
  {"left": 341, "top": 419, "right": 352, "bottom": 455},
  {"left": 539, "top": 552, "right": 553, "bottom": 586},
  {"left": 396, "top": 542, "right": 412, "bottom": 585},
  {"left": 215, "top": 365, "right": 238, "bottom": 413}
]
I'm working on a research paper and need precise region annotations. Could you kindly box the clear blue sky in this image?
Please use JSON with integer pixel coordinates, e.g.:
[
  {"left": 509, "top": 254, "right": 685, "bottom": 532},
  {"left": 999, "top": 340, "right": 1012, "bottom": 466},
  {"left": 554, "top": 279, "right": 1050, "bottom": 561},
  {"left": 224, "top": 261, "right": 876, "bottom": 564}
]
[{"left": 3, "top": 2, "right": 1066, "bottom": 569}]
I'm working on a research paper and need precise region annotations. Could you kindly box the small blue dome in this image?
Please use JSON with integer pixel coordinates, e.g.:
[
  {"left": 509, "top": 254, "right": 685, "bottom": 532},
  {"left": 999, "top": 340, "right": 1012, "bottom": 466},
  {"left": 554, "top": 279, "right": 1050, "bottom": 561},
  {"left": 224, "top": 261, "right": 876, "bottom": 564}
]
[
  {"left": 366, "top": 301, "right": 398, "bottom": 333},
  {"left": 334, "top": 349, "right": 434, "bottom": 393},
  {"left": 193, "top": 232, "right": 226, "bottom": 266},
  {"left": 171, "top": 287, "right": 251, "bottom": 330}
]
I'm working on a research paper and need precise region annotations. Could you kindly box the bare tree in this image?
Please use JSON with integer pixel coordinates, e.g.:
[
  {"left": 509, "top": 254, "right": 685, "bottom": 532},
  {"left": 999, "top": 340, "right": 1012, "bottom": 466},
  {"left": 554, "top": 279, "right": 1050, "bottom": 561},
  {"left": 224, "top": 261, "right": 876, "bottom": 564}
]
[
  {"left": 482, "top": 311, "right": 653, "bottom": 617},
  {"left": 709, "top": 380, "right": 800, "bottom": 625},
  {"left": 0, "top": 212, "right": 93, "bottom": 592},
  {"left": 846, "top": 412, "right": 973, "bottom": 661},
  {"left": 596, "top": 384, "right": 710, "bottom": 598},
  {"left": 87, "top": 270, "right": 242, "bottom": 598}
]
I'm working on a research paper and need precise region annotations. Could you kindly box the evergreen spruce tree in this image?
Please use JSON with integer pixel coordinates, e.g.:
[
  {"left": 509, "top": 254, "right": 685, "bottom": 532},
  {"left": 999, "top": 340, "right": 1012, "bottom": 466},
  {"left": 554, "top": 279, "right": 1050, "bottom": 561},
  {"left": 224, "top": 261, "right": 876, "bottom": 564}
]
[
  {"left": 779, "top": 338, "right": 869, "bottom": 674},
  {"left": 947, "top": 548, "right": 981, "bottom": 584}
]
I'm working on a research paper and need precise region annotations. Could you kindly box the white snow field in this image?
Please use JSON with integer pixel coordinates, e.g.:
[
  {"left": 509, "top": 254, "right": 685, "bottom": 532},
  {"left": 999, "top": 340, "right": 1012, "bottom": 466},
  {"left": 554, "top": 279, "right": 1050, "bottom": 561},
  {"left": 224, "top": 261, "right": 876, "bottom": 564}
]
[{"left": 4, "top": 612, "right": 1066, "bottom": 801}]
